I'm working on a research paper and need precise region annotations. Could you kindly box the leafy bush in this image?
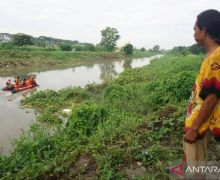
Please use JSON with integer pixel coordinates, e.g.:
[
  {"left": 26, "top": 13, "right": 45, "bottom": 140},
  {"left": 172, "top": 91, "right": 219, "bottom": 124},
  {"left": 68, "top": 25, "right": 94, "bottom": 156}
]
[
  {"left": 95, "top": 44, "right": 106, "bottom": 52},
  {"left": 59, "top": 43, "right": 73, "bottom": 51},
  {"left": 72, "top": 43, "right": 95, "bottom": 52},
  {"left": 12, "top": 33, "right": 34, "bottom": 47},
  {"left": 66, "top": 102, "right": 108, "bottom": 136},
  {"left": 123, "top": 43, "right": 134, "bottom": 55},
  {"left": 162, "top": 71, "right": 195, "bottom": 101}
]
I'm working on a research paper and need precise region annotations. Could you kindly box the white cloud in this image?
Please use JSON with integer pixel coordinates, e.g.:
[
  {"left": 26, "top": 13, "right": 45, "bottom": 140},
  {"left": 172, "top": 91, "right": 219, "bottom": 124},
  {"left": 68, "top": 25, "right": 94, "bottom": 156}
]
[{"left": 0, "top": 0, "right": 220, "bottom": 49}]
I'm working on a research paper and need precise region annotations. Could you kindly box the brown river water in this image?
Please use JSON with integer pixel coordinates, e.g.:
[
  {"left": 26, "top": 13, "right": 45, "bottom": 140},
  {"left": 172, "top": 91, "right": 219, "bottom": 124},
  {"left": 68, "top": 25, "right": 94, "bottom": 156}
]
[{"left": 0, "top": 55, "right": 161, "bottom": 154}]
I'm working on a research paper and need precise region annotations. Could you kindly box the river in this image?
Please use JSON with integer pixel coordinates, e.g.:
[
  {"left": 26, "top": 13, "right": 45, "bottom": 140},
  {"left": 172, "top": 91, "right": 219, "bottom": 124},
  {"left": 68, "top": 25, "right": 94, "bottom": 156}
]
[{"left": 0, "top": 55, "right": 161, "bottom": 154}]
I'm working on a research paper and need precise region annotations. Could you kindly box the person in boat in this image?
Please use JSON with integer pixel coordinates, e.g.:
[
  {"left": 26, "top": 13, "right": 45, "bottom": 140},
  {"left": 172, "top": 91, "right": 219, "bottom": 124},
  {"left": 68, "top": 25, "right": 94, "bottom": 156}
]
[
  {"left": 22, "top": 78, "right": 27, "bottom": 87},
  {"left": 6, "top": 79, "right": 13, "bottom": 90},
  {"left": 30, "top": 76, "right": 37, "bottom": 86},
  {"left": 6, "top": 79, "right": 11, "bottom": 86},
  {"left": 15, "top": 77, "right": 21, "bottom": 86},
  {"left": 25, "top": 76, "right": 37, "bottom": 86},
  {"left": 24, "top": 77, "right": 30, "bottom": 86}
]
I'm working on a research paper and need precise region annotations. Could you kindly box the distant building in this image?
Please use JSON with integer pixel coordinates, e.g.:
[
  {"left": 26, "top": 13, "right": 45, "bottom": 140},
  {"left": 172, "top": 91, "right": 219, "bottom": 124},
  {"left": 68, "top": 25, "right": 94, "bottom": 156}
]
[{"left": 0, "top": 33, "right": 12, "bottom": 43}]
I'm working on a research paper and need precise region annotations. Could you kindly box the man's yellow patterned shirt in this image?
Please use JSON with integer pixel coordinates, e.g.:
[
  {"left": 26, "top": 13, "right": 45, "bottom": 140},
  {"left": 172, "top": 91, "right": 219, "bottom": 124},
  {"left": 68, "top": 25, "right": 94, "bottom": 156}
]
[{"left": 185, "top": 47, "right": 220, "bottom": 139}]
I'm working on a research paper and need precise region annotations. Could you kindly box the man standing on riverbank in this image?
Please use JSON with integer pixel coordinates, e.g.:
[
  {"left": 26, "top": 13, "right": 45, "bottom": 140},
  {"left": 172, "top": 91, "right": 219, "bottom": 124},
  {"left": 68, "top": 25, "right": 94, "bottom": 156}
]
[{"left": 183, "top": 9, "right": 220, "bottom": 178}]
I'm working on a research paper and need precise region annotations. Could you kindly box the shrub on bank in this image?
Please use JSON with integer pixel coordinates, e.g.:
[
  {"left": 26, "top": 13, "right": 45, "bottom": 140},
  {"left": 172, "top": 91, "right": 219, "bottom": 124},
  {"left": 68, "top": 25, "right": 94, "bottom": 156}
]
[{"left": 59, "top": 43, "right": 73, "bottom": 51}]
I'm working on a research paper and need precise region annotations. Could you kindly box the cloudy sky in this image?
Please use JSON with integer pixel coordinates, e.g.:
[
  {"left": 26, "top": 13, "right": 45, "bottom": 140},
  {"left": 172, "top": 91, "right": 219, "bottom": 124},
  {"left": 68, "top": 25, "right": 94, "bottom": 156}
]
[{"left": 1, "top": 0, "right": 220, "bottom": 49}]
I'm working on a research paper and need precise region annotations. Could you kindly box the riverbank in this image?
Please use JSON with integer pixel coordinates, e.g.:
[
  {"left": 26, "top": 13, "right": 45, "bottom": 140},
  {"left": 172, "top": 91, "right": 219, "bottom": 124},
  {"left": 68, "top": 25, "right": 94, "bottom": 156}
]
[
  {"left": 0, "top": 56, "right": 157, "bottom": 156},
  {"left": 0, "top": 49, "right": 155, "bottom": 77},
  {"left": 1, "top": 54, "right": 212, "bottom": 179}
]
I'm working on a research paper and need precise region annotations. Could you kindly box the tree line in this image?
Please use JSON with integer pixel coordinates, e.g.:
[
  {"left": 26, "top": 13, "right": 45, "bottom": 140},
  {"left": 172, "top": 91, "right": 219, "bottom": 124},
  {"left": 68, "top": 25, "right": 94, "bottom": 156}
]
[
  {"left": 0, "top": 27, "right": 163, "bottom": 56},
  {"left": 170, "top": 44, "right": 205, "bottom": 55}
]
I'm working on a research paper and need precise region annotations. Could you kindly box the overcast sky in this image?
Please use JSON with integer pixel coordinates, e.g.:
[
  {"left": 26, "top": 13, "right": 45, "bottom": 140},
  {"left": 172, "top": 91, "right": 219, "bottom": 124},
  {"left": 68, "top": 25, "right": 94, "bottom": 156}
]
[{"left": 1, "top": 0, "right": 220, "bottom": 49}]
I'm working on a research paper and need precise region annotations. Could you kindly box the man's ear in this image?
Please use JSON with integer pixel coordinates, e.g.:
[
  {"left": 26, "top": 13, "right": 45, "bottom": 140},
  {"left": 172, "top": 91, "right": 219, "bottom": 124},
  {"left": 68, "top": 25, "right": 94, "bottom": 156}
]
[{"left": 202, "top": 27, "right": 207, "bottom": 36}]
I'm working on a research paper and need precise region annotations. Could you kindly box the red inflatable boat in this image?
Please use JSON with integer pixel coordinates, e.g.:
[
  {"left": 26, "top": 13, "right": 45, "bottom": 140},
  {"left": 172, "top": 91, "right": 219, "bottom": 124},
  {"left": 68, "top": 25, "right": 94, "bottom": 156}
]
[
  {"left": 2, "top": 84, "right": 38, "bottom": 93},
  {"left": 12, "top": 84, "right": 38, "bottom": 93}
]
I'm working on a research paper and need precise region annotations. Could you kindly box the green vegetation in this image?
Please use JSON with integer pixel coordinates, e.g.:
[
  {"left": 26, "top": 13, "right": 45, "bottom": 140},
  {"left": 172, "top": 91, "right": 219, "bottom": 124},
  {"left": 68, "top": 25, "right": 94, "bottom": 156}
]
[
  {"left": 152, "top": 45, "right": 160, "bottom": 53},
  {"left": 59, "top": 43, "right": 73, "bottom": 51},
  {"left": 0, "top": 47, "right": 158, "bottom": 77},
  {"left": 0, "top": 31, "right": 163, "bottom": 76},
  {"left": 0, "top": 54, "right": 203, "bottom": 179},
  {"left": 12, "top": 34, "right": 34, "bottom": 47},
  {"left": 170, "top": 44, "right": 205, "bottom": 55},
  {"left": 99, "top": 27, "right": 120, "bottom": 52},
  {"left": 33, "top": 35, "right": 78, "bottom": 48},
  {"left": 122, "top": 44, "right": 134, "bottom": 55},
  {"left": 140, "top": 47, "right": 146, "bottom": 52},
  {"left": 72, "top": 43, "right": 96, "bottom": 52}
]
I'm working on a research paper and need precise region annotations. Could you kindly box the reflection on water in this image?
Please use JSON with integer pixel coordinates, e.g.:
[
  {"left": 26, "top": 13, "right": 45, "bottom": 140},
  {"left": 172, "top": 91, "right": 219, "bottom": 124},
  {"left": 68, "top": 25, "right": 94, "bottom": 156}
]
[
  {"left": 0, "top": 55, "right": 161, "bottom": 154},
  {"left": 123, "top": 58, "right": 132, "bottom": 69},
  {"left": 84, "top": 63, "right": 95, "bottom": 69},
  {"left": 99, "top": 62, "right": 118, "bottom": 82}
]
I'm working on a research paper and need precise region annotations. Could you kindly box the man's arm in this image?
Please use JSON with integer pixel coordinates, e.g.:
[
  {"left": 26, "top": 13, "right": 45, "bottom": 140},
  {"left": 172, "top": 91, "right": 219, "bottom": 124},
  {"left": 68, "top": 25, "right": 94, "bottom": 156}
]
[{"left": 184, "top": 93, "right": 219, "bottom": 143}]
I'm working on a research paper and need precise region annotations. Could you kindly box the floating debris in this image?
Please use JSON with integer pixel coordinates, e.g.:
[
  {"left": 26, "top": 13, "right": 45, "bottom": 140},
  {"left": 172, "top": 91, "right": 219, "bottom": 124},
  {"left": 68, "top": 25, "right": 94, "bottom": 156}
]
[{"left": 62, "top": 109, "right": 72, "bottom": 116}]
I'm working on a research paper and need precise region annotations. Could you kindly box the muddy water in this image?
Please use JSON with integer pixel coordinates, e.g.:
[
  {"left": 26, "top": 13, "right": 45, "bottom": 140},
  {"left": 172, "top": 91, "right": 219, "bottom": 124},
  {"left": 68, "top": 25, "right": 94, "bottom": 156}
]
[
  {"left": 0, "top": 55, "right": 161, "bottom": 154},
  {"left": 0, "top": 90, "right": 35, "bottom": 154}
]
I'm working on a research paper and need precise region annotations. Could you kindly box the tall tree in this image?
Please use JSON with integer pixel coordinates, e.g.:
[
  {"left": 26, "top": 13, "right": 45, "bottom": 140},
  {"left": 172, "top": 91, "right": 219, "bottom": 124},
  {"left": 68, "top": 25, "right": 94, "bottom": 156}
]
[
  {"left": 100, "top": 27, "right": 120, "bottom": 51},
  {"left": 123, "top": 43, "right": 134, "bottom": 55},
  {"left": 12, "top": 33, "right": 34, "bottom": 47},
  {"left": 140, "top": 47, "right": 146, "bottom": 52},
  {"left": 152, "top": 45, "right": 160, "bottom": 52}
]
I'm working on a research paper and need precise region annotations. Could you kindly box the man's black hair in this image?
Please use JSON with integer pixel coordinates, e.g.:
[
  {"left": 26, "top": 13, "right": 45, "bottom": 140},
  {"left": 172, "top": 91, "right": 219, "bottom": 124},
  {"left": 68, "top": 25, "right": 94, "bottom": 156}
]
[{"left": 197, "top": 9, "right": 220, "bottom": 44}]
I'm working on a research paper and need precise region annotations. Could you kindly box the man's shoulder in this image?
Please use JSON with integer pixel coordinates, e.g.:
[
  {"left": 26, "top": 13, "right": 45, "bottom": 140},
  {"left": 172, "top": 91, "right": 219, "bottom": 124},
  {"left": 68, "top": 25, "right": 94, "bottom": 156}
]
[
  {"left": 209, "top": 47, "right": 220, "bottom": 71},
  {"left": 211, "top": 46, "right": 220, "bottom": 62}
]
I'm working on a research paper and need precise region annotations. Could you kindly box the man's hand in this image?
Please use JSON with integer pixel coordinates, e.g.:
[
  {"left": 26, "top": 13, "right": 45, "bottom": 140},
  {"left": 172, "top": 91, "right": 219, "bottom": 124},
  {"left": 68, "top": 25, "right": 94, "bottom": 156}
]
[
  {"left": 184, "top": 128, "right": 198, "bottom": 143},
  {"left": 184, "top": 94, "right": 218, "bottom": 144}
]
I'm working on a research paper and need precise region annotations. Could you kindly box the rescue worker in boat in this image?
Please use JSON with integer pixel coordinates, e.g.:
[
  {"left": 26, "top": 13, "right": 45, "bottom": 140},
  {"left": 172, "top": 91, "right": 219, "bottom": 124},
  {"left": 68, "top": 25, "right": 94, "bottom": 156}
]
[
  {"left": 25, "top": 76, "right": 37, "bottom": 86},
  {"left": 6, "top": 79, "right": 13, "bottom": 90},
  {"left": 22, "top": 78, "right": 27, "bottom": 87},
  {"left": 30, "top": 76, "right": 37, "bottom": 86},
  {"left": 6, "top": 79, "right": 11, "bottom": 86},
  {"left": 25, "top": 77, "right": 30, "bottom": 86},
  {"left": 15, "top": 77, "right": 21, "bottom": 86}
]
